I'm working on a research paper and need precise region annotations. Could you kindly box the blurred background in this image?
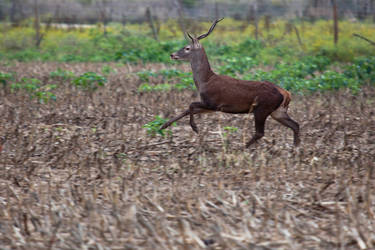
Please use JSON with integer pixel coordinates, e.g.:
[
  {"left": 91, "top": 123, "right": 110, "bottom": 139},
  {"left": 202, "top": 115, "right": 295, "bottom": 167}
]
[
  {"left": 0, "top": 0, "right": 374, "bottom": 64},
  {"left": 1, "top": 0, "right": 375, "bottom": 24}
]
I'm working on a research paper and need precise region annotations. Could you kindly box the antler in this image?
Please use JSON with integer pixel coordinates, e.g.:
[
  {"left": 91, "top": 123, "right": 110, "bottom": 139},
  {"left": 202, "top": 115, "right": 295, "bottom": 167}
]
[
  {"left": 197, "top": 18, "right": 224, "bottom": 40},
  {"left": 186, "top": 32, "right": 195, "bottom": 42}
]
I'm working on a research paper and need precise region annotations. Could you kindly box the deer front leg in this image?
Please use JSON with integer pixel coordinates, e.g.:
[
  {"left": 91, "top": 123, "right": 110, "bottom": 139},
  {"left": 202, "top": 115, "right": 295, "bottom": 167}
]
[
  {"left": 160, "top": 102, "right": 214, "bottom": 132},
  {"left": 188, "top": 102, "right": 214, "bottom": 133},
  {"left": 161, "top": 110, "right": 190, "bottom": 130}
]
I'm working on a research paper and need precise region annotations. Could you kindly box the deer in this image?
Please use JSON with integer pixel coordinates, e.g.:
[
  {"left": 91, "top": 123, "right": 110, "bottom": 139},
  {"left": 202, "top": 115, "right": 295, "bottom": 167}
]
[{"left": 161, "top": 18, "right": 300, "bottom": 147}]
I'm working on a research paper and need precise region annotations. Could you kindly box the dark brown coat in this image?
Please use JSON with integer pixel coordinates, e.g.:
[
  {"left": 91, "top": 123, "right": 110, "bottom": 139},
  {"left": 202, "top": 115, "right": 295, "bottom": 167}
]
[{"left": 162, "top": 19, "right": 300, "bottom": 147}]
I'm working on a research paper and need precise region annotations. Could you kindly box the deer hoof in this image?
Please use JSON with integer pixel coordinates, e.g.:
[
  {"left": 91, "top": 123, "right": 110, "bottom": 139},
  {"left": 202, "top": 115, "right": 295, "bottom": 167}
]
[
  {"left": 245, "top": 140, "right": 257, "bottom": 148},
  {"left": 191, "top": 124, "right": 199, "bottom": 134},
  {"left": 161, "top": 123, "right": 170, "bottom": 130},
  {"left": 294, "top": 138, "right": 301, "bottom": 146}
]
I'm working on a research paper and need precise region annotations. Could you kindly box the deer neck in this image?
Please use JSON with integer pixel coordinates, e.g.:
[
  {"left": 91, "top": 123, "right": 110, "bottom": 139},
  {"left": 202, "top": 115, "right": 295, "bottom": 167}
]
[{"left": 190, "top": 48, "right": 214, "bottom": 90}]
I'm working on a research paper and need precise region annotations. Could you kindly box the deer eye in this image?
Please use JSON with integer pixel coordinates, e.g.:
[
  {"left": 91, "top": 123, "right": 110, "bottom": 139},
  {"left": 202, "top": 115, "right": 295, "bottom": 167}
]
[{"left": 185, "top": 47, "right": 190, "bottom": 51}]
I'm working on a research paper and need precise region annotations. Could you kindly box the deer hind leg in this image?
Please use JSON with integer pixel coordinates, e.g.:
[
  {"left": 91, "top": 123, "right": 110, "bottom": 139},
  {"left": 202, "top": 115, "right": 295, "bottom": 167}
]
[
  {"left": 246, "top": 110, "right": 268, "bottom": 148},
  {"left": 271, "top": 107, "right": 300, "bottom": 146}
]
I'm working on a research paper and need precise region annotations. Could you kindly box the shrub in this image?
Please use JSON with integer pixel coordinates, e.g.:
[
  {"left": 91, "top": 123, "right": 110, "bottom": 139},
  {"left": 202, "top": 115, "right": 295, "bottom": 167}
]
[
  {"left": 137, "top": 69, "right": 195, "bottom": 92},
  {"left": 50, "top": 68, "right": 75, "bottom": 80},
  {"left": 344, "top": 57, "right": 375, "bottom": 84},
  {"left": 72, "top": 72, "right": 107, "bottom": 91},
  {"left": 0, "top": 72, "right": 13, "bottom": 87},
  {"left": 138, "top": 83, "right": 172, "bottom": 92},
  {"left": 217, "top": 56, "right": 258, "bottom": 76},
  {"left": 11, "top": 78, "right": 57, "bottom": 103}
]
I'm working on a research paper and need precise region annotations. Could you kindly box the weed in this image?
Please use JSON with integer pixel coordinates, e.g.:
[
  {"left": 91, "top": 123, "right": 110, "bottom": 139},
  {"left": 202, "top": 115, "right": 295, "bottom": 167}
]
[
  {"left": 138, "top": 83, "right": 172, "bottom": 92},
  {"left": 0, "top": 72, "right": 13, "bottom": 87},
  {"left": 101, "top": 65, "right": 117, "bottom": 75},
  {"left": 143, "top": 116, "right": 174, "bottom": 137},
  {"left": 50, "top": 68, "right": 75, "bottom": 80},
  {"left": 0, "top": 19, "right": 374, "bottom": 63},
  {"left": 137, "top": 71, "right": 158, "bottom": 82},
  {"left": 72, "top": 72, "right": 107, "bottom": 91},
  {"left": 11, "top": 77, "right": 57, "bottom": 103}
]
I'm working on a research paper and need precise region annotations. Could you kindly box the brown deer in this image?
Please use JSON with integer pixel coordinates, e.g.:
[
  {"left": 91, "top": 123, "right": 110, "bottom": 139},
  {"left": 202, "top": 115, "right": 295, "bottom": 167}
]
[{"left": 161, "top": 18, "right": 300, "bottom": 147}]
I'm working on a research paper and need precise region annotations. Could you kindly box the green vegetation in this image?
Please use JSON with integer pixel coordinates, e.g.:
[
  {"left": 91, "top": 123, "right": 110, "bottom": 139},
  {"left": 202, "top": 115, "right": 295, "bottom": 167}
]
[
  {"left": 222, "top": 126, "right": 239, "bottom": 149},
  {"left": 101, "top": 65, "right": 117, "bottom": 75},
  {"left": 143, "top": 116, "right": 174, "bottom": 137},
  {"left": 72, "top": 72, "right": 107, "bottom": 91},
  {"left": 134, "top": 55, "right": 374, "bottom": 94},
  {"left": 50, "top": 68, "right": 75, "bottom": 80},
  {"left": 247, "top": 56, "right": 375, "bottom": 93},
  {"left": 138, "top": 83, "right": 172, "bottom": 92},
  {"left": 10, "top": 77, "right": 57, "bottom": 103},
  {"left": 0, "top": 18, "right": 374, "bottom": 104},
  {"left": 0, "top": 72, "right": 13, "bottom": 87},
  {"left": 0, "top": 19, "right": 374, "bottom": 63},
  {"left": 137, "top": 69, "right": 195, "bottom": 92},
  {"left": 4, "top": 70, "right": 108, "bottom": 104}
]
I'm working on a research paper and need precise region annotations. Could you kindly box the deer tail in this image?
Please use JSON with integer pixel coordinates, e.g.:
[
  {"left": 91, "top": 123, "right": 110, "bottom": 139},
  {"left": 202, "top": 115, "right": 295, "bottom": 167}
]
[{"left": 275, "top": 86, "right": 291, "bottom": 110}]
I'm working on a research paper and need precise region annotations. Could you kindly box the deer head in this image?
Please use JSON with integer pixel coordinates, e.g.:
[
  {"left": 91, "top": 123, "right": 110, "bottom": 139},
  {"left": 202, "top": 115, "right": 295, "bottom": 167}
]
[{"left": 170, "top": 18, "right": 224, "bottom": 61}]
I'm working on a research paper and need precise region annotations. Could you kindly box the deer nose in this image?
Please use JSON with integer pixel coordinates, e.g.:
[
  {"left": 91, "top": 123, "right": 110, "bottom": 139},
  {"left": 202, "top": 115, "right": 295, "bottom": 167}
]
[{"left": 170, "top": 53, "right": 178, "bottom": 60}]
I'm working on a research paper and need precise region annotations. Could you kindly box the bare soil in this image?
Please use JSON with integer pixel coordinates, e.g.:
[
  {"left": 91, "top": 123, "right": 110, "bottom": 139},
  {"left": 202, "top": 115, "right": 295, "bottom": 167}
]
[{"left": 0, "top": 62, "right": 374, "bottom": 249}]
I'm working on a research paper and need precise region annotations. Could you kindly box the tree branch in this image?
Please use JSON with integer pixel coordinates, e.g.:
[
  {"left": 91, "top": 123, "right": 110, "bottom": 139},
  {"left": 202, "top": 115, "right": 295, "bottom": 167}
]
[{"left": 353, "top": 33, "right": 375, "bottom": 47}]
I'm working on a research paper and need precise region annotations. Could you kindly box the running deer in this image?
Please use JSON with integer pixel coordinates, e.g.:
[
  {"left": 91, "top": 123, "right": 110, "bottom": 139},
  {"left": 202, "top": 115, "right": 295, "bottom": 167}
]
[{"left": 161, "top": 18, "right": 300, "bottom": 147}]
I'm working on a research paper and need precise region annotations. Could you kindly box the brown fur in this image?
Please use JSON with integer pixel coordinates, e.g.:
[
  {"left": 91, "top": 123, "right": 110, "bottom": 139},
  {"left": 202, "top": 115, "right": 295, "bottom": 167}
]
[
  {"left": 162, "top": 19, "right": 300, "bottom": 147},
  {"left": 275, "top": 86, "right": 291, "bottom": 109}
]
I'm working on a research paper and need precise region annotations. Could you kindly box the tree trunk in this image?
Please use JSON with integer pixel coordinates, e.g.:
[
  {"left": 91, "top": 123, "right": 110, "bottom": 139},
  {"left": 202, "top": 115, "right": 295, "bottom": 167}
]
[
  {"left": 10, "top": 0, "right": 16, "bottom": 23},
  {"left": 96, "top": 0, "right": 108, "bottom": 35},
  {"left": 145, "top": 7, "right": 159, "bottom": 41},
  {"left": 34, "top": 0, "right": 43, "bottom": 48},
  {"left": 248, "top": 5, "right": 258, "bottom": 40},
  {"left": 264, "top": 15, "right": 271, "bottom": 32},
  {"left": 215, "top": 1, "right": 219, "bottom": 20},
  {"left": 331, "top": 0, "right": 338, "bottom": 46},
  {"left": 294, "top": 26, "right": 304, "bottom": 49},
  {"left": 172, "top": 0, "right": 187, "bottom": 39},
  {"left": 10, "top": 0, "right": 20, "bottom": 26}
]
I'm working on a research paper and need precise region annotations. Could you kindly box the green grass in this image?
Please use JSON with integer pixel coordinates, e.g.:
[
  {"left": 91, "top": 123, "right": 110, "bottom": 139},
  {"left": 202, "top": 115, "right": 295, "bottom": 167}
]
[
  {"left": 0, "top": 18, "right": 374, "bottom": 98},
  {"left": 0, "top": 19, "right": 374, "bottom": 64}
]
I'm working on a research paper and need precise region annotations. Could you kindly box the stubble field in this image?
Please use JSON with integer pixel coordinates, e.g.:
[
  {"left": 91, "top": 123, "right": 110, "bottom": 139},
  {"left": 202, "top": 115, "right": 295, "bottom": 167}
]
[{"left": 0, "top": 62, "right": 374, "bottom": 249}]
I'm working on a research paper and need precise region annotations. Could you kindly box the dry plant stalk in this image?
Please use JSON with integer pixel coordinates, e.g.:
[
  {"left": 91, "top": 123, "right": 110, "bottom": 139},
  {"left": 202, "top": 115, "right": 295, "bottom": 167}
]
[{"left": 0, "top": 62, "right": 374, "bottom": 249}]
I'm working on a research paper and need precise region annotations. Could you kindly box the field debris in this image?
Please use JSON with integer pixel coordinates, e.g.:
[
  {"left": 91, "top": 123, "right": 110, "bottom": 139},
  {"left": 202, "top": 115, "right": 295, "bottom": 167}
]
[{"left": 0, "top": 62, "right": 374, "bottom": 249}]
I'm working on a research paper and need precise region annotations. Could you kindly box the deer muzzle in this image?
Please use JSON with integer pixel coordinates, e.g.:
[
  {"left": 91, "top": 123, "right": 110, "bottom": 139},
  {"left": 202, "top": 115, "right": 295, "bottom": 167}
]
[{"left": 170, "top": 53, "right": 179, "bottom": 60}]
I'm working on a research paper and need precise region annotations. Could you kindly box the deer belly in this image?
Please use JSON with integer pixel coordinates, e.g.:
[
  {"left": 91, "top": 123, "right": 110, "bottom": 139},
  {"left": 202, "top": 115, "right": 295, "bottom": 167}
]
[
  {"left": 217, "top": 103, "right": 253, "bottom": 114},
  {"left": 200, "top": 91, "right": 256, "bottom": 113}
]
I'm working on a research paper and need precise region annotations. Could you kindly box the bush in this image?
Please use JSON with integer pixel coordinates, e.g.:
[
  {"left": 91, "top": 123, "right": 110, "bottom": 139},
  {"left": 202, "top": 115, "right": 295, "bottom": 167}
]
[
  {"left": 217, "top": 56, "right": 258, "bottom": 76},
  {"left": 50, "top": 68, "right": 75, "bottom": 80},
  {"left": 344, "top": 57, "right": 375, "bottom": 84},
  {"left": 72, "top": 72, "right": 107, "bottom": 91},
  {"left": 11, "top": 78, "right": 57, "bottom": 103},
  {"left": 0, "top": 72, "right": 13, "bottom": 87}
]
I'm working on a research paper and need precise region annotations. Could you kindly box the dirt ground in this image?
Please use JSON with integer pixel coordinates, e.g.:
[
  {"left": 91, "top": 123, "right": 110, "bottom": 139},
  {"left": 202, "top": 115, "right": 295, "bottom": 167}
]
[{"left": 0, "top": 62, "right": 374, "bottom": 249}]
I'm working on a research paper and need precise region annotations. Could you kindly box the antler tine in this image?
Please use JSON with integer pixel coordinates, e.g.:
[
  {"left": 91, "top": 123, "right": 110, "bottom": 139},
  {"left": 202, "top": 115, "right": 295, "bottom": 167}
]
[
  {"left": 197, "top": 18, "right": 224, "bottom": 40},
  {"left": 186, "top": 32, "right": 195, "bottom": 42}
]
